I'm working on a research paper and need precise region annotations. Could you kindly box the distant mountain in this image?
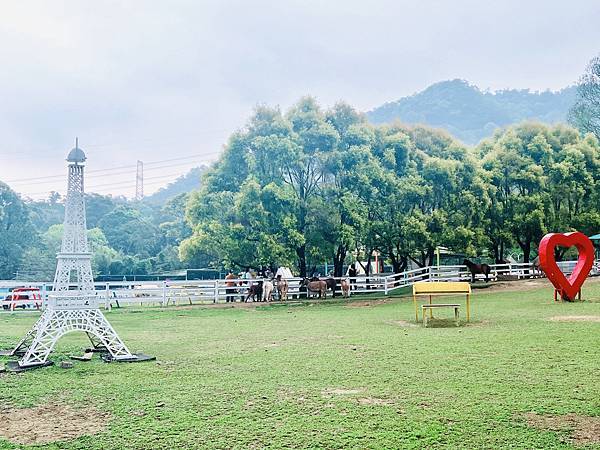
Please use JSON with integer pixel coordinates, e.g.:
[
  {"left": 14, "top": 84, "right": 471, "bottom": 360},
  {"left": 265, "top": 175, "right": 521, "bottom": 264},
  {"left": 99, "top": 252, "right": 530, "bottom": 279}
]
[
  {"left": 367, "top": 79, "right": 577, "bottom": 144},
  {"left": 144, "top": 166, "right": 207, "bottom": 205}
]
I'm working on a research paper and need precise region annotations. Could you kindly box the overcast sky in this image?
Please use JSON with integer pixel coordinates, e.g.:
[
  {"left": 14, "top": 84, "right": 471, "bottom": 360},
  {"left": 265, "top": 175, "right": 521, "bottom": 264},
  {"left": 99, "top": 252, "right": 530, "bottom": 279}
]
[{"left": 1, "top": 0, "right": 599, "bottom": 198}]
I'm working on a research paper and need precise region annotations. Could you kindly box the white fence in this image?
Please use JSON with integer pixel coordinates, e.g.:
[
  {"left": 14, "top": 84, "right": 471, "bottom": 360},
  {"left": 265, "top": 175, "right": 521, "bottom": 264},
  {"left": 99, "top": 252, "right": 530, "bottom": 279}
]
[{"left": 0, "top": 260, "right": 596, "bottom": 310}]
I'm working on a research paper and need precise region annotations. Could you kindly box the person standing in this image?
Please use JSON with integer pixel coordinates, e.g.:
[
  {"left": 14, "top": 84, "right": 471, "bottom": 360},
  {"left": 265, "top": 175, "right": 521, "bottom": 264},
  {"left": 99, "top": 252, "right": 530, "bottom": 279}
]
[
  {"left": 241, "top": 267, "right": 251, "bottom": 301},
  {"left": 225, "top": 270, "right": 236, "bottom": 302},
  {"left": 348, "top": 263, "right": 357, "bottom": 290}
]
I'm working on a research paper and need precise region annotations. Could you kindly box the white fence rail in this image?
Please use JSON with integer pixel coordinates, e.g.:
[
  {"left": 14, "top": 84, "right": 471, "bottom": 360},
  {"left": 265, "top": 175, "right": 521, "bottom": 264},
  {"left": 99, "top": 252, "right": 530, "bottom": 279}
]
[{"left": 0, "top": 260, "right": 596, "bottom": 310}]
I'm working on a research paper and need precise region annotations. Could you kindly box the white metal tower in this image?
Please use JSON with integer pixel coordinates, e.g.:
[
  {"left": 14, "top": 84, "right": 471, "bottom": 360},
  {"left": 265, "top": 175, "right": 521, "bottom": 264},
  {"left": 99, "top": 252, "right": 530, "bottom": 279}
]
[
  {"left": 5, "top": 141, "right": 153, "bottom": 371},
  {"left": 135, "top": 160, "right": 144, "bottom": 200}
]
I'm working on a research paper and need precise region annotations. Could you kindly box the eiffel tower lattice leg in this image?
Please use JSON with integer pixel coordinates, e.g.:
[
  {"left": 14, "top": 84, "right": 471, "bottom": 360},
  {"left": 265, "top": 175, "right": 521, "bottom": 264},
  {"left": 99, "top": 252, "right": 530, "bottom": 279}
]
[
  {"left": 0, "top": 313, "right": 47, "bottom": 356},
  {"left": 18, "top": 309, "right": 135, "bottom": 368}
]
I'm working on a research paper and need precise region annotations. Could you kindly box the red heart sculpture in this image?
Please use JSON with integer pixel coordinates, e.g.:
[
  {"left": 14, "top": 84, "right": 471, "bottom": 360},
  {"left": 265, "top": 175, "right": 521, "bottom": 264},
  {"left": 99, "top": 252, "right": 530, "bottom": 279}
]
[{"left": 538, "top": 232, "right": 595, "bottom": 301}]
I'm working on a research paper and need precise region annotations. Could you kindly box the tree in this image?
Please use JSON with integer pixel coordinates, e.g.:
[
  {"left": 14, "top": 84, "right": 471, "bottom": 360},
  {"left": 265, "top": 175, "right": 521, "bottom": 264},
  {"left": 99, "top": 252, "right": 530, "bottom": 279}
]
[
  {"left": 182, "top": 98, "right": 339, "bottom": 276},
  {"left": 0, "top": 183, "right": 36, "bottom": 279},
  {"left": 98, "top": 206, "right": 160, "bottom": 256},
  {"left": 85, "top": 193, "right": 120, "bottom": 228},
  {"left": 479, "top": 123, "right": 599, "bottom": 262},
  {"left": 27, "top": 193, "right": 64, "bottom": 232},
  {"left": 569, "top": 55, "right": 600, "bottom": 141}
]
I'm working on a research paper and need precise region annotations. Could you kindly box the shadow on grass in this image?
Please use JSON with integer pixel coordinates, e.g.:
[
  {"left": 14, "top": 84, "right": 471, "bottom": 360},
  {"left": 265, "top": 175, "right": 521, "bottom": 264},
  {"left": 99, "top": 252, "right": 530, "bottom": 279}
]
[{"left": 417, "top": 318, "right": 488, "bottom": 328}]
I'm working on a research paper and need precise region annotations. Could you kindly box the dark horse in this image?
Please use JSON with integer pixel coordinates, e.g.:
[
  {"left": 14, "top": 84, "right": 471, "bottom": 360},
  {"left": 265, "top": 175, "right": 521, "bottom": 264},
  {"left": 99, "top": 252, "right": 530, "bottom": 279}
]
[
  {"left": 245, "top": 281, "right": 263, "bottom": 302},
  {"left": 310, "top": 276, "right": 337, "bottom": 297},
  {"left": 463, "top": 259, "right": 491, "bottom": 283}
]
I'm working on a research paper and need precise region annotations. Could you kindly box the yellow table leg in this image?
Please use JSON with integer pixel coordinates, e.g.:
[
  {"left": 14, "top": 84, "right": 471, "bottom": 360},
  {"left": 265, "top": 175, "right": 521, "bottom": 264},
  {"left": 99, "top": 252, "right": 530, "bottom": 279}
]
[
  {"left": 429, "top": 295, "right": 433, "bottom": 319},
  {"left": 466, "top": 294, "right": 470, "bottom": 322},
  {"left": 413, "top": 294, "right": 419, "bottom": 322}
]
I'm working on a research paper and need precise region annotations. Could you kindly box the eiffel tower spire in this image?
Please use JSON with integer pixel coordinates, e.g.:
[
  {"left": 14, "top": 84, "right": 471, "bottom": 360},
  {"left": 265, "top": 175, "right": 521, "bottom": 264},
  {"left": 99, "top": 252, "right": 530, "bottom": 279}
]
[{"left": 5, "top": 141, "right": 153, "bottom": 371}]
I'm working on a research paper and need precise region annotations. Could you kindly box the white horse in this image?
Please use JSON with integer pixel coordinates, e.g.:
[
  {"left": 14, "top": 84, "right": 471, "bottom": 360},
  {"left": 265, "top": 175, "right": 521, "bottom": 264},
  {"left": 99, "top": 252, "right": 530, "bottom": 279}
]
[{"left": 262, "top": 280, "right": 274, "bottom": 302}]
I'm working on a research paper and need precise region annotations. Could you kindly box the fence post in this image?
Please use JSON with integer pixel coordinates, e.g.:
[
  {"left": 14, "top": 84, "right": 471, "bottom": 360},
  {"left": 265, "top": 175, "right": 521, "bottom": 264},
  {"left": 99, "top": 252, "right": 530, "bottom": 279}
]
[
  {"left": 42, "top": 283, "right": 48, "bottom": 309},
  {"left": 213, "top": 280, "right": 219, "bottom": 304},
  {"left": 384, "top": 275, "right": 388, "bottom": 295},
  {"left": 105, "top": 282, "right": 111, "bottom": 311},
  {"left": 162, "top": 281, "right": 167, "bottom": 307}
]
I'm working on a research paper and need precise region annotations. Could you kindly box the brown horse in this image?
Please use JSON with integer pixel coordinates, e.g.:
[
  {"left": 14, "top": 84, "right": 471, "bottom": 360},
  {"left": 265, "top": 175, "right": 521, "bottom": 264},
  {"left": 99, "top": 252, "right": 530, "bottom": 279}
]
[
  {"left": 301, "top": 278, "right": 327, "bottom": 298},
  {"left": 463, "top": 259, "right": 491, "bottom": 283},
  {"left": 245, "top": 281, "right": 263, "bottom": 302},
  {"left": 276, "top": 275, "right": 289, "bottom": 301},
  {"left": 310, "top": 276, "right": 337, "bottom": 297}
]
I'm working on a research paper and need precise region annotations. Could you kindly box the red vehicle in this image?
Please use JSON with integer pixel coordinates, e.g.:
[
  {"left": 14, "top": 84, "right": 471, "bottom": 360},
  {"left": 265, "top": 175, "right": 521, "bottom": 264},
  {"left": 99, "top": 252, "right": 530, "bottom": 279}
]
[{"left": 2, "top": 287, "right": 43, "bottom": 310}]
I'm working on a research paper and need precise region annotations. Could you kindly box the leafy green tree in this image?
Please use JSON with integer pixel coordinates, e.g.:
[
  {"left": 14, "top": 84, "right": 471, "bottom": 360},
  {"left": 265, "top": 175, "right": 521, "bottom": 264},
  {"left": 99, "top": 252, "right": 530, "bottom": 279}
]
[
  {"left": 182, "top": 98, "right": 339, "bottom": 276},
  {"left": 85, "top": 193, "right": 120, "bottom": 228},
  {"left": 0, "top": 183, "right": 36, "bottom": 279},
  {"left": 98, "top": 206, "right": 161, "bottom": 256},
  {"left": 479, "top": 123, "right": 599, "bottom": 262},
  {"left": 27, "top": 192, "right": 64, "bottom": 232},
  {"left": 569, "top": 55, "right": 600, "bottom": 141}
]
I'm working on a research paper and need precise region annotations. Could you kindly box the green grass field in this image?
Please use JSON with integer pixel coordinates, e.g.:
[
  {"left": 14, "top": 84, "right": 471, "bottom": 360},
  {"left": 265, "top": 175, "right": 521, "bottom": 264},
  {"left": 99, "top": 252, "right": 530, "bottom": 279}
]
[{"left": 0, "top": 279, "right": 599, "bottom": 449}]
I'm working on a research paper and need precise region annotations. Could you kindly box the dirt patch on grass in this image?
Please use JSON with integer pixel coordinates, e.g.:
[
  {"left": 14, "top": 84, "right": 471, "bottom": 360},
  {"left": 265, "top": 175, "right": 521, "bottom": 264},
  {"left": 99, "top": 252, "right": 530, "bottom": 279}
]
[
  {"left": 524, "top": 412, "right": 600, "bottom": 445},
  {"left": 345, "top": 299, "right": 388, "bottom": 308},
  {"left": 356, "top": 397, "right": 395, "bottom": 406},
  {"left": 321, "top": 387, "right": 365, "bottom": 397},
  {"left": 482, "top": 279, "right": 549, "bottom": 293},
  {"left": 0, "top": 403, "right": 110, "bottom": 445},
  {"left": 388, "top": 319, "right": 418, "bottom": 328},
  {"left": 548, "top": 315, "right": 600, "bottom": 323}
]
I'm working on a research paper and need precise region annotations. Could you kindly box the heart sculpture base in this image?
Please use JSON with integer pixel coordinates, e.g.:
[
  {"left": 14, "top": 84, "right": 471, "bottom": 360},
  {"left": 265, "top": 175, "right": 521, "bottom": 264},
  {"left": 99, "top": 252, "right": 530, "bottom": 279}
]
[
  {"left": 554, "top": 288, "right": 581, "bottom": 302},
  {"left": 538, "top": 231, "right": 594, "bottom": 302}
]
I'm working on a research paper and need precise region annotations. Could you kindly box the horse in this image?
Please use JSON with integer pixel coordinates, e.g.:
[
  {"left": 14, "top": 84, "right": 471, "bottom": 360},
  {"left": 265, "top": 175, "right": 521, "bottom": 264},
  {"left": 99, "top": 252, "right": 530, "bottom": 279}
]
[
  {"left": 276, "top": 275, "right": 288, "bottom": 301},
  {"left": 245, "top": 281, "right": 263, "bottom": 302},
  {"left": 340, "top": 278, "right": 350, "bottom": 298},
  {"left": 463, "top": 259, "right": 492, "bottom": 283},
  {"left": 324, "top": 277, "right": 336, "bottom": 297},
  {"left": 310, "top": 276, "right": 336, "bottom": 297},
  {"left": 262, "top": 280, "right": 274, "bottom": 302},
  {"left": 300, "top": 278, "right": 327, "bottom": 299}
]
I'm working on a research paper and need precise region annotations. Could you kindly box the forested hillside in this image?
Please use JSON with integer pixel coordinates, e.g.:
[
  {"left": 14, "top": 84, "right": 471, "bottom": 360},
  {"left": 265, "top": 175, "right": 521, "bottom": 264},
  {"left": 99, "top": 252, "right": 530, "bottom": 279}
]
[
  {"left": 143, "top": 166, "right": 207, "bottom": 205},
  {"left": 368, "top": 80, "right": 576, "bottom": 144}
]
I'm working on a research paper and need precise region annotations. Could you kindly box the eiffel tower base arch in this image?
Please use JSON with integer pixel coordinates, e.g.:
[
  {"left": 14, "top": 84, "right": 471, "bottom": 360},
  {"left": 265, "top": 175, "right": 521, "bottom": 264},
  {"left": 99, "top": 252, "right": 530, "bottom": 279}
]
[{"left": 4, "top": 308, "right": 155, "bottom": 372}]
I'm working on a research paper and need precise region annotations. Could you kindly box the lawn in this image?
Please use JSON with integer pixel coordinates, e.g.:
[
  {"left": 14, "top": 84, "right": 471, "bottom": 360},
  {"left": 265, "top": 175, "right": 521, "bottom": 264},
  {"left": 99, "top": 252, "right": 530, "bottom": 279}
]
[{"left": 0, "top": 279, "right": 599, "bottom": 449}]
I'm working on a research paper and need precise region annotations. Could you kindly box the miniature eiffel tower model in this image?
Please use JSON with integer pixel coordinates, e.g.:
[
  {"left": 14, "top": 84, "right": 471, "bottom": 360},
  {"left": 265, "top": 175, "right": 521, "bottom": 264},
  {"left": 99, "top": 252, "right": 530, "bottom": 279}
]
[{"left": 6, "top": 141, "right": 152, "bottom": 371}]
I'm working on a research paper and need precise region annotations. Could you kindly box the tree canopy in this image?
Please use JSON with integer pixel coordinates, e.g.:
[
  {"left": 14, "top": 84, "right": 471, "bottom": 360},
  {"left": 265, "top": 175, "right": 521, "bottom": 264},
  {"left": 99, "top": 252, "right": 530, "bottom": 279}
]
[
  {"left": 569, "top": 54, "right": 600, "bottom": 142},
  {"left": 181, "top": 98, "right": 600, "bottom": 276}
]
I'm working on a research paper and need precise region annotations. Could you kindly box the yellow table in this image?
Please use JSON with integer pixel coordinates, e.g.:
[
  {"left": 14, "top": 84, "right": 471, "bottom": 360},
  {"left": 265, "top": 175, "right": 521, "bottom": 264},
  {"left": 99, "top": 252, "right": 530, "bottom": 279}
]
[{"left": 412, "top": 281, "right": 471, "bottom": 323}]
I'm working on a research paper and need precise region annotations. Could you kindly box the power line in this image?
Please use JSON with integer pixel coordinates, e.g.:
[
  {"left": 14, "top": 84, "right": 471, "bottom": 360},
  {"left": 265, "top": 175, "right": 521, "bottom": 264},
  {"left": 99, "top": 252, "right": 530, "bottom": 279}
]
[
  {"left": 87, "top": 172, "right": 186, "bottom": 189},
  {"left": 24, "top": 171, "right": 197, "bottom": 197},
  {"left": 9, "top": 160, "right": 206, "bottom": 186},
  {"left": 4, "top": 152, "right": 219, "bottom": 184}
]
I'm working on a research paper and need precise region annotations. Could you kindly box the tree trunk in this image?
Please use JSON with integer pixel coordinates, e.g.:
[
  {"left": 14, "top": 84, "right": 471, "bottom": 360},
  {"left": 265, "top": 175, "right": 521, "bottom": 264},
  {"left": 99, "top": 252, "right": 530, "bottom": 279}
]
[
  {"left": 297, "top": 245, "right": 307, "bottom": 278},
  {"left": 523, "top": 242, "right": 531, "bottom": 263},
  {"left": 333, "top": 245, "right": 346, "bottom": 277}
]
